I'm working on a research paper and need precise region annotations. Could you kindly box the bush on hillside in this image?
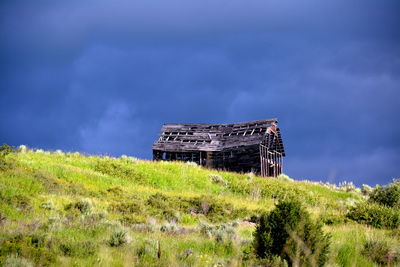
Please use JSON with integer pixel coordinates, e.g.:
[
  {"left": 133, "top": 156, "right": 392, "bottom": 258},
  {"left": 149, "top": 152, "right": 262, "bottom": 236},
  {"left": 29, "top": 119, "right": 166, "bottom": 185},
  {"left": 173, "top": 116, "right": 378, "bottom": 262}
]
[
  {"left": 209, "top": 174, "right": 228, "bottom": 186},
  {"left": 198, "top": 222, "right": 238, "bottom": 243},
  {"left": 369, "top": 180, "right": 400, "bottom": 208},
  {"left": 346, "top": 202, "right": 399, "bottom": 229},
  {"left": 320, "top": 212, "right": 349, "bottom": 226},
  {"left": 338, "top": 181, "right": 356, "bottom": 192},
  {"left": 361, "top": 184, "right": 373, "bottom": 196},
  {"left": 94, "top": 159, "right": 140, "bottom": 180},
  {"left": 362, "top": 237, "right": 400, "bottom": 265},
  {"left": 0, "top": 144, "right": 15, "bottom": 171},
  {"left": 131, "top": 218, "right": 157, "bottom": 233},
  {"left": 106, "top": 186, "right": 124, "bottom": 195},
  {"left": 108, "top": 229, "right": 132, "bottom": 247},
  {"left": 3, "top": 255, "right": 33, "bottom": 267},
  {"left": 119, "top": 214, "right": 146, "bottom": 226},
  {"left": 0, "top": 233, "right": 56, "bottom": 266},
  {"left": 185, "top": 196, "right": 236, "bottom": 222},
  {"left": 40, "top": 200, "right": 56, "bottom": 210},
  {"left": 160, "top": 221, "right": 179, "bottom": 234},
  {"left": 147, "top": 193, "right": 170, "bottom": 209},
  {"left": 65, "top": 199, "right": 93, "bottom": 214},
  {"left": 59, "top": 240, "right": 97, "bottom": 257},
  {"left": 108, "top": 200, "right": 143, "bottom": 214},
  {"left": 253, "top": 200, "right": 330, "bottom": 266},
  {"left": 17, "top": 145, "right": 27, "bottom": 153},
  {"left": 136, "top": 239, "right": 159, "bottom": 260},
  {"left": 0, "top": 144, "right": 12, "bottom": 158},
  {"left": 74, "top": 199, "right": 93, "bottom": 214},
  {"left": 162, "top": 209, "right": 181, "bottom": 222},
  {"left": 277, "top": 174, "right": 293, "bottom": 182},
  {"left": 145, "top": 193, "right": 252, "bottom": 223},
  {"left": 0, "top": 192, "right": 31, "bottom": 212}
]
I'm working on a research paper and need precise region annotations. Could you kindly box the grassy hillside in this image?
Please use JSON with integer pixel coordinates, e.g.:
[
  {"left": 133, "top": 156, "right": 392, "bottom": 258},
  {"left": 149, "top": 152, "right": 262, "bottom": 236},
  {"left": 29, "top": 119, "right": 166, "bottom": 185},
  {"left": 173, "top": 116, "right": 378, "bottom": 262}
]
[{"left": 0, "top": 147, "right": 399, "bottom": 266}]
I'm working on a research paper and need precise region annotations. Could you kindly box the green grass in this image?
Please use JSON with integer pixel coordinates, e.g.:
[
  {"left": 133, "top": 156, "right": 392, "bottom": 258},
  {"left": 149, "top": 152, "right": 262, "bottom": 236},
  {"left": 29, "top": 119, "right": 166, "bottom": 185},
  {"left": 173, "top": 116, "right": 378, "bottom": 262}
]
[{"left": 0, "top": 149, "right": 398, "bottom": 266}]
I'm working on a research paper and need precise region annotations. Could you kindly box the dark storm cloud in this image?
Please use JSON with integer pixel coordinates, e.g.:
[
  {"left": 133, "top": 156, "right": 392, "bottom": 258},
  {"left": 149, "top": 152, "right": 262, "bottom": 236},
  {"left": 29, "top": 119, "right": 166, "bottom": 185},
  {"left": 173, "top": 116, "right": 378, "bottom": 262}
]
[{"left": 1, "top": 0, "right": 399, "bottom": 185}]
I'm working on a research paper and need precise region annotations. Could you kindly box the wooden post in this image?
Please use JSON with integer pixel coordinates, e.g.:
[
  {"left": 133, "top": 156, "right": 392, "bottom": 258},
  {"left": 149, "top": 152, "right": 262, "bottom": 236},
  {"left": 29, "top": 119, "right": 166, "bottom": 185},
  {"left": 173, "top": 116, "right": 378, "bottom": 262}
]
[
  {"left": 153, "top": 150, "right": 162, "bottom": 161},
  {"left": 262, "top": 146, "right": 265, "bottom": 177},
  {"left": 266, "top": 148, "right": 269, "bottom": 177},
  {"left": 268, "top": 151, "right": 270, "bottom": 177},
  {"left": 206, "top": 151, "right": 214, "bottom": 168},
  {"left": 279, "top": 153, "right": 281, "bottom": 175},
  {"left": 259, "top": 146, "right": 262, "bottom": 176},
  {"left": 260, "top": 145, "right": 263, "bottom": 176},
  {"left": 262, "top": 145, "right": 266, "bottom": 177},
  {"left": 264, "top": 147, "right": 267, "bottom": 177},
  {"left": 266, "top": 148, "right": 270, "bottom": 177},
  {"left": 272, "top": 151, "right": 275, "bottom": 177}
]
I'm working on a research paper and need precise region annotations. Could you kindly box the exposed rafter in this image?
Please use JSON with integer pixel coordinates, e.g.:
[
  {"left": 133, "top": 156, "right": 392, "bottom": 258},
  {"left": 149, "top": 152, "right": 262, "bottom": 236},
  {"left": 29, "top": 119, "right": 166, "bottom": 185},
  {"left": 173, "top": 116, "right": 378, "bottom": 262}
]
[{"left": 152, "top": 118, "right": 285, "bottom": 155}]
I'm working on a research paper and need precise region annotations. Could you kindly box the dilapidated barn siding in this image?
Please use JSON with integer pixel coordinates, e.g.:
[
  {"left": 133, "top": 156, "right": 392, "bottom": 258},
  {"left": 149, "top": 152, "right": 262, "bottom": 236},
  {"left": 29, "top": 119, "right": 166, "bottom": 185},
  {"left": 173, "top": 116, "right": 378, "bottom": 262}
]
[{"left": 152, "top": 119, "right": 285, "bottom": 177}]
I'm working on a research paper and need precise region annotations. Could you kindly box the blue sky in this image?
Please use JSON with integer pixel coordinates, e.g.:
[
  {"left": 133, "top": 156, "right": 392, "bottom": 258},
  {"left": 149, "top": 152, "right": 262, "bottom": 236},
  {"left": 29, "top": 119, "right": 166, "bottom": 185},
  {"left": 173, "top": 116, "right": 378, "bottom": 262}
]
[{"left": 1, "top": 0, "right": 399, "bottom": 186}]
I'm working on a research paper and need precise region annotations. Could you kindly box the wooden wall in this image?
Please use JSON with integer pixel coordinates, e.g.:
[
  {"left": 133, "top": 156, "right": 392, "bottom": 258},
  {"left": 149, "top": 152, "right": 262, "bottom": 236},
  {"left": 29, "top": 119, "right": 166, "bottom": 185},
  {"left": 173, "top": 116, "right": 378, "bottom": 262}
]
[{"left": 153, "top": 144, "right": 267, "bottom": 175}]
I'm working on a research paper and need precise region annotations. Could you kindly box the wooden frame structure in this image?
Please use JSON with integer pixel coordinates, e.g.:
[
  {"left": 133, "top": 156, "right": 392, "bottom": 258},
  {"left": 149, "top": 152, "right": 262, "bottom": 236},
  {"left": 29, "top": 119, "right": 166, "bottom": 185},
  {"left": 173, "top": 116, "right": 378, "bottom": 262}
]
[{"left": 152, "top": 118, "right": 285, "bottom": 177}]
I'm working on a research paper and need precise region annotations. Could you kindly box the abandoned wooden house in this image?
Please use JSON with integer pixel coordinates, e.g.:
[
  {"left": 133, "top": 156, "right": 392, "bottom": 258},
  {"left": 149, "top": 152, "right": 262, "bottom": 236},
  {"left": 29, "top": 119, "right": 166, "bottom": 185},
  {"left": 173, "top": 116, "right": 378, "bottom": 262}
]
[{"left": 152, "top": 119, "right": 285, "bottom": 177}]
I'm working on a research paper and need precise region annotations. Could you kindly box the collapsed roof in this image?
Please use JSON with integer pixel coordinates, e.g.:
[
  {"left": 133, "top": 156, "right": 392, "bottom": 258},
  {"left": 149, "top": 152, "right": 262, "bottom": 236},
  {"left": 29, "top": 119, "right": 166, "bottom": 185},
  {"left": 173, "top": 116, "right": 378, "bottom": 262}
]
[{"left": 152, "top": 118, "right": 285, "bottom": 155}]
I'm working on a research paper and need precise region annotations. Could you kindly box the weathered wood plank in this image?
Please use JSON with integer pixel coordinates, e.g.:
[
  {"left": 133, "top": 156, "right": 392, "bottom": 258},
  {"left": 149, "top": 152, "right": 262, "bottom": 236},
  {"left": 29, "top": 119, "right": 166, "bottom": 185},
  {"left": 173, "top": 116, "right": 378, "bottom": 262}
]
[{"left": 152, "top": 119, "right": 285, "bottom": 177}]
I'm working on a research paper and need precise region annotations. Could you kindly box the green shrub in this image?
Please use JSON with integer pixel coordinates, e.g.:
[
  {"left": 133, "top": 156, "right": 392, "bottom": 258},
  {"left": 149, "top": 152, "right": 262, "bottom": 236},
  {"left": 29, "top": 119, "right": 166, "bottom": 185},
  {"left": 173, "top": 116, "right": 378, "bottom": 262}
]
[
  {"left": 108, "top": 229, "right": 131, "bottom": 247},
  {"left": 186, "top": 161, "right": 198, "bottom": 167},
  {"left": 3, "top": 255, "right": 33, "bottom": 267},
  {"left": 106, "top": 186, "right": 124, "bottom": 195},
  {"left": 40, "top": 200, "right": 56, "bottom": 210},
  {"left": 145, "top": 193, "right": 247, "bottom": 223},
  {"left": 0, "top": 212, "right": 7, "bottom": 225},
  {"left": 80, "top": 211, "right": 107, "bottom": 225},
  {"left": 346, "top": 202, "right": 400, "bottom": 229},
  {"left": 108, "top": 200, "right": 143, "bottom": 214},
  {"left": 147, "top": 193, "right": 171, "bottom": 209},
  {"left": 228, "top": 178, "right": 316, "bottom": 204},
  {"left": 199, "top": 222, "right": 238, "bottom": 243},
  {"left": 338, "top": 181, "right": 356, "bottom": 192},
  {"left": 0, "top": 144, "right": 15, "bottom": 171},
  {"left": 261, "top": 256, "right": 289, "bottom": 267},
  {"left": 160, "top": 222, "right": 178, "bottom": 233},
  {"left": 209, "top": 174, "right": 228, "bottom": 186},
  {"left": 54, "top": 149, "right": 63, "bottom": 155},
  {"left": 184, "top": 195, "right": 236, "bottom": 222},
  {"left": 44, "top": 215, "right": 63, "bottom": 231},
  {"left": 17, "top": 145, "right": 27, "bottom": 153},
  {"left": 369, "top": 180, "right": 400, "bottom": 208},
  {"left": 94, "top": 159, "right": 140, "bottom": 180},
  {"left": 362, "top": 238, "right": 400, "bottom": 265},
  {"left": 132, "top": 218, "right": 157, "bottom": 232},
  {"left": 0, "top": 144, "right": 12, "bottom": 158},
  {"left": 0, "top": 233, "right": 56, "bottom": 266},
  {"left": 162, "top": 209, "right": 181, "bottom": 222},
  {"left": 59, "top": 240, "right": 97, "bottom": 257},
  {"left": 320, "top": 213, "right": 349, "bottom": 225},
  {"left": 361, "top": 184, "right": 373, "bottom": 196},
  {"left": 0, "top": 194, "right": 31, "bottom": 211},
  {"left": 136, "top": 239, "right": 158, "bottom": 260},
  {"left": 253, "top": 200, "right": 330, "bottom": 266},
  {"left": 277, "top": 174, "right": 293, "bottom": 182},
  {"left": 119, "top": 214, "right": 146, "bottom": 225},
  {"left": 65, "top": 199, "right": 93, "bottom": 214}
]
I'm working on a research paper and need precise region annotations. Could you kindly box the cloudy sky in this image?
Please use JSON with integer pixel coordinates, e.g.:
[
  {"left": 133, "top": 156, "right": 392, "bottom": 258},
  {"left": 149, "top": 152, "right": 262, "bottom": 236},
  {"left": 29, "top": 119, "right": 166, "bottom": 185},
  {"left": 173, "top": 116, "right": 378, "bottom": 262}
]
[{"left": 1, "top": 0, "right": 399, "bottom": 186}]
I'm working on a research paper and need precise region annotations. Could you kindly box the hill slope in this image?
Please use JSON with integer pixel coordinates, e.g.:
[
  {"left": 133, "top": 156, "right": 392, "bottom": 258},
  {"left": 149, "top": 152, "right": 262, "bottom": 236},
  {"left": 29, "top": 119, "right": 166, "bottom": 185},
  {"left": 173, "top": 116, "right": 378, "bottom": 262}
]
[{"left": 0, "top": 149, "right": 398, "bottom": 266}]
